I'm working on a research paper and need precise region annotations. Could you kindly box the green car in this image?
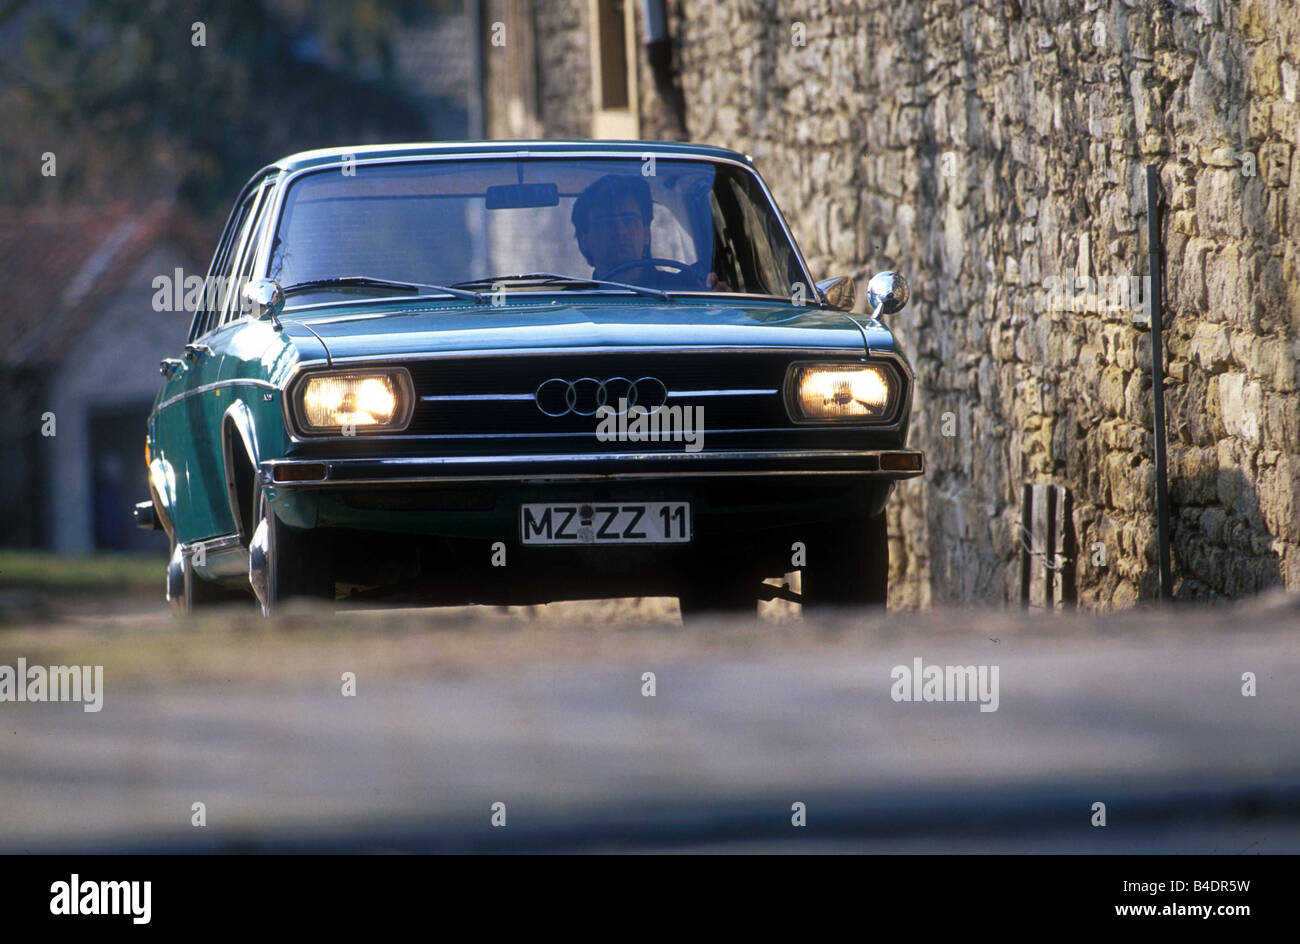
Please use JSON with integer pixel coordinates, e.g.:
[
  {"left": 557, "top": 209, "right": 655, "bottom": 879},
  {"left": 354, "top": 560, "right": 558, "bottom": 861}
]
[{"left": 137, "top": 141, "right": 924, "bottom": 616}]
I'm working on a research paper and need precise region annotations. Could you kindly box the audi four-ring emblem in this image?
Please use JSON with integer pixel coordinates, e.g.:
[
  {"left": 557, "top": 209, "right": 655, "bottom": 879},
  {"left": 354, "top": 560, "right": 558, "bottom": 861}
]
[{"left": 534, "top": 376, "right": 669, "bottom": 417}]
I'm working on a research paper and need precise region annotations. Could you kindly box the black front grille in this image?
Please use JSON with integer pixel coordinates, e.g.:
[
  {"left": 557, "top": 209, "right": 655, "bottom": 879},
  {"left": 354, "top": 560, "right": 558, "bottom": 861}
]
[
  {"left": 403, "top": 352, "right": 803, "bottom": 436},
  {"left": 407, "top": 352, "right": 792, "bottom": 395},
  {"left": 281, "top": 351, "right": 910, "bottom": 459}
]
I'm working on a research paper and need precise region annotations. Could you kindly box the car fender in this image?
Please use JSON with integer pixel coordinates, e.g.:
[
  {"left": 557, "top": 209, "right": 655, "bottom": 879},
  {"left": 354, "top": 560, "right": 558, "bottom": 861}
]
[
  {"left": 147, "top": 455, "right": 178, "bottom": 544},
  {"left": 221, "top": 399, "right": 262, "bottom": 545}
]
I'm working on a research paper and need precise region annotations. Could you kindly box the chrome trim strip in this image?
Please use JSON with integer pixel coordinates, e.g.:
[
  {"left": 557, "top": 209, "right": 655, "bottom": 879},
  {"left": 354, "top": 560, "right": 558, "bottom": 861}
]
[
  {"left": 183, "top": 533, "right": 245, "bottom": 563},
  {"left": 419, "top": 388, "right": 776, "bottom": 404},
  {"left": 666, "top": 389, "right": 777, "bottom": 397},
  {"left": 198, "top": 534, "right": 245, "bottom": 554},
  {"left": 282, "top": 424, "right": 909, "bottom": 445},
  {"left": 288, "top": 449, "right": 911, "bottom": 466},
  {"left": 280, "top": 469, "right": 922, "bottom": 486},
  {"left": 264, "top": 448, "right": 924, "bottom": 485},
  {"left": 420, "top": 393, "right": 537, "bottom": 402},
  {"left": 266, "top": 449, "right": 922, "bottom": 475},
  {"left": 154, "top": 379, "right": 280, "bottom": 414},
  {"left": 286, "top": 426, "right": 890, "bottom": 442},
  {"left": 327, "top": 345, "right": 865, "bottom": 362}
]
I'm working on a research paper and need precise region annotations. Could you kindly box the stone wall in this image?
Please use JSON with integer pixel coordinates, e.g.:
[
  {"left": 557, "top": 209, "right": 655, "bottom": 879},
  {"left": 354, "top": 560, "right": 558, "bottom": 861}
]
[
  {"left": 483, "top": 1, "right": 685, "bottom": 141},
  {"left": 491, "top": 0, "right": 1300, "bottom": 608},
  {"left": 532, "top": 2, "right": 593, "bottom": 139},
  {"left": 671, "top": 0, "right": 1298, "bottom": 608},
  {"left": 482, "top": 0, "right": 592, "bottom": 139}
]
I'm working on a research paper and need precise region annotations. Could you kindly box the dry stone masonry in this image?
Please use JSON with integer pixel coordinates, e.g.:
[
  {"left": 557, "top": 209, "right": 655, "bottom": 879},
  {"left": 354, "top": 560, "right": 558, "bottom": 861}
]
[
  {"left": 487, "top": 0, "right": 1299, "bottom": 608},
  {"left": 673, "top": 0, "right": 1298, "bottom": 608}
]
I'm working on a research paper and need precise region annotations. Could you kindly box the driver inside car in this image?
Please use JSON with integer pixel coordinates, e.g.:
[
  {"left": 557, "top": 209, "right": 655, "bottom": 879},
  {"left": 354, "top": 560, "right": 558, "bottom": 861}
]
[{"left": 571, "top": 174, "right": 730, "bottom": 291}]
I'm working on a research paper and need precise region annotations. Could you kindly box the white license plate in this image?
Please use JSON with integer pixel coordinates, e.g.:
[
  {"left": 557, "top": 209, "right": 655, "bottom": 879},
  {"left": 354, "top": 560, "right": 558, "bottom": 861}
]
[{"left": 519, "top": 502, "right": 691, "bottom": 545}]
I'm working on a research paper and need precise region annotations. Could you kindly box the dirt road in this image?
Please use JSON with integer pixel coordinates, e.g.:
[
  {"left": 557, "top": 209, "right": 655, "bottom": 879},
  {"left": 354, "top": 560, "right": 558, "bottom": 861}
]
[{"left": 1, "top": 594, "right": 1297, "bottom": 852}]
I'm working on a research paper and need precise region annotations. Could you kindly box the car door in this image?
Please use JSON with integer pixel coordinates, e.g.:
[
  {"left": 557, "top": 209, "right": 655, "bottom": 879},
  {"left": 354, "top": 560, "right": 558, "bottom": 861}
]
[
  {"left": 207, "top": 175, "right": 287, "bottom": 541},
  {"left": 149, "top": 180, "right": 268, "bottom": 544}
]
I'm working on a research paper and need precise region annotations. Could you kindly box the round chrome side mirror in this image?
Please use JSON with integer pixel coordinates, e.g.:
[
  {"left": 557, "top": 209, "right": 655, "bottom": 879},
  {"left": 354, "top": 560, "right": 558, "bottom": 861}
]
[
  {"left": 866, "top": 271, "right": 909, "bottom": 316},
  {"left": 244, "top": 278, "right": 285, "bottom": 327}
]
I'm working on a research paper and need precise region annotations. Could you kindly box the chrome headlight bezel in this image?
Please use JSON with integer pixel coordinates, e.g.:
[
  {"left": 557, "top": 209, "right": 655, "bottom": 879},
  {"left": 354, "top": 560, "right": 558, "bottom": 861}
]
[
  {"left": 287, "top": 366, "right": 416, "bottom": 437},
  {"left": 782, "top": 360, "right": 904, "bottom": 425}
]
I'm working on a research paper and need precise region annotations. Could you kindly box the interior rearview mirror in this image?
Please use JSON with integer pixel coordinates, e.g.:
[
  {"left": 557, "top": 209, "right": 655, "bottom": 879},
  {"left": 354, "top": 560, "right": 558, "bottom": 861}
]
[{"left": 485, "top": 182, "right": 560, "bottom": 210}]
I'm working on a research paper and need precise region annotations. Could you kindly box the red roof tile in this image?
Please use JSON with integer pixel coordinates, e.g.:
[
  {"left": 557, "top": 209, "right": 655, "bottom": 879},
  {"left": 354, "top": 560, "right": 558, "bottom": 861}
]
[{"left": 0, "top": 203, "right": 213, "bottom": 368}]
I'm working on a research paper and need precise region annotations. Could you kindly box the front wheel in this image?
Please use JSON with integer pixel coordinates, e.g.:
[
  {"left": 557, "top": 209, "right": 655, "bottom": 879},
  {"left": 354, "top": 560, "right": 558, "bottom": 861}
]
[
  {"left": 799, "top": 512, "right": 889, "bottom": 611},
  {"left": 248, "top": 485, "right": 331, "bottom": 615},
  {"left": 167, "top": 539, "right": 246, "bottom": 615}
]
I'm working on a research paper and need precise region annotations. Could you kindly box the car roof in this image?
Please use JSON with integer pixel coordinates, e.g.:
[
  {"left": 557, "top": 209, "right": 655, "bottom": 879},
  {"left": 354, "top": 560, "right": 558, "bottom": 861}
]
[{"left": 265, "top": 140, "right": 754, "bottom": 175}]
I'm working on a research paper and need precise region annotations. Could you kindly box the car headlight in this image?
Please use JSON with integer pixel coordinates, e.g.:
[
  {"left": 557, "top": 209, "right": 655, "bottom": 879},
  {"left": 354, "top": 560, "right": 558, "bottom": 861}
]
[
  {"left": 785, "top": 362, "right": 896, "bottom": 422},
  {"left": 293, "top": 369, "right": 414, "bottom": 434}
]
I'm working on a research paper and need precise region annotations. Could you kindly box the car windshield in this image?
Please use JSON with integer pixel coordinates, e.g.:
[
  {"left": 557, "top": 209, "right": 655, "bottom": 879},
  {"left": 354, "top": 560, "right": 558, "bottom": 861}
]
[{"left": 267, "top": 157, "right": 808, "bottom": 306}]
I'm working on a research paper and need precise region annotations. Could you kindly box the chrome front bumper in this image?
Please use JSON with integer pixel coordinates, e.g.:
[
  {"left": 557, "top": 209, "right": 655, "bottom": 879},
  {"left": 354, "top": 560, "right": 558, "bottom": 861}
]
[{"left": 263, "top": 449, "right": 925, "bottom": 486}]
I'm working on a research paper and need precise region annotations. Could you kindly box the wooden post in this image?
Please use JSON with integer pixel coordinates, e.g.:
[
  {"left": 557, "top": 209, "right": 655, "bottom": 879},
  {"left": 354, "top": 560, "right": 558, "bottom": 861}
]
[
  {"left": 1020, "top": 483, "right": 1033, "bottom": 608},
  {"left": 1054, "top": 487, "right": 1076, "bottom": 608},
  {"left": 1021, "top": 483, "right": 1076, "bottom": 609},
  {"left": 1043, "top": 485, "right": 1057, "bottom": 607}
]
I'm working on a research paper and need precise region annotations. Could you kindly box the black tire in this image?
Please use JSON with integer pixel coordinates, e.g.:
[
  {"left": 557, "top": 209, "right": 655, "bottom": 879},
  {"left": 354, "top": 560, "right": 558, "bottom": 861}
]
[
  {"left": 799, "top": 511, "right": 889, "bottom": 611},
  {"left": 252, "top": 485, "right": 331, "bottom": 615}
]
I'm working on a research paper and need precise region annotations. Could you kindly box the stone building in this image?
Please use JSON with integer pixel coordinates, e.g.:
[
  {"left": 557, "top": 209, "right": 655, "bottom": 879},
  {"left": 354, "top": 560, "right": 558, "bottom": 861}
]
[{"left": 480, "top": 0, "right": 1299, "bottom": 608}]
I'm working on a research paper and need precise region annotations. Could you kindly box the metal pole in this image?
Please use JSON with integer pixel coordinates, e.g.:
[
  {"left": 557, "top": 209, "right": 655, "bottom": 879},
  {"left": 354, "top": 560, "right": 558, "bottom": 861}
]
[{"left": 1146, "top": 165, "right": 1173, "bottom": 600}]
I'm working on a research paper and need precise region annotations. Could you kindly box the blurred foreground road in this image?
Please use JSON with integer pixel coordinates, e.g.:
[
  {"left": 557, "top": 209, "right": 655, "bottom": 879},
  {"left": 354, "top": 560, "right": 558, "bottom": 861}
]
[{"left": 0, "top": 593, "right": 1297, "bottom": 852}]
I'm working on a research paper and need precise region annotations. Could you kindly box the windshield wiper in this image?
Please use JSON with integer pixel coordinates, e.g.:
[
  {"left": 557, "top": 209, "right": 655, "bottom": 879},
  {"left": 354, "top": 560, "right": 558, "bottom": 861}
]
[
  {"left": 449, "top": 272, "right": 670, "bottom": 302},
  {"left": 280, "top": 276, "right": 485, "bottom": 303}
]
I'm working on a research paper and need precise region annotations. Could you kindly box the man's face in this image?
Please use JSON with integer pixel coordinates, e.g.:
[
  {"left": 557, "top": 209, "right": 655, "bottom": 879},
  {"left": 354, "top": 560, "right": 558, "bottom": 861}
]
[{"left": 578, "top": 195, "right": 649, "bottom": 275}]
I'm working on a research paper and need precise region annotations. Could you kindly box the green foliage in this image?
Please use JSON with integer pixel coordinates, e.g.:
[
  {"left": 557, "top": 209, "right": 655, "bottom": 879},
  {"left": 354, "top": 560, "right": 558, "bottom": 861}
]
[
  {"left": 0, "top": 549, "right": 162, "bottom": 595},
  {"left": 1, "top": 0, "right": 438, "bottom": 213}
]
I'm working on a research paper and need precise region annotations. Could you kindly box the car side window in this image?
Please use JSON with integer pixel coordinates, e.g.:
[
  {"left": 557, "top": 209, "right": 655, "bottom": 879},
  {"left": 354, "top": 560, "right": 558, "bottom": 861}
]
[
  {"left": 217, "top": 182, "right": 274, "bottom": 327},
  {"left": 240, "top": 179, "right": 281, "bottom": 306},
  {"left": 190, "top": 186, "right": 261, "bottom": 341},
  {"left": 223, "top": 181, "right": 281, "bottom": 326}
]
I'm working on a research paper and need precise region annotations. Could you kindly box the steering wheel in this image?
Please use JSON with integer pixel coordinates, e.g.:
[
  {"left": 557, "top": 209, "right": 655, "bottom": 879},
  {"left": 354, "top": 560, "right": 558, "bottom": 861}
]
[{"left": 601, "top": 257, "right": 694, "bottom": 281}]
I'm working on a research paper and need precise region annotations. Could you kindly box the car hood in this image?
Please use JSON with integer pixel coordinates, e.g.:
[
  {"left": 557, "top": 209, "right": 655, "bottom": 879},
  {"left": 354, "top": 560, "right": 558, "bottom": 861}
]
[{"left": 287, "top": 298, "right": 894, "bottom": 362}]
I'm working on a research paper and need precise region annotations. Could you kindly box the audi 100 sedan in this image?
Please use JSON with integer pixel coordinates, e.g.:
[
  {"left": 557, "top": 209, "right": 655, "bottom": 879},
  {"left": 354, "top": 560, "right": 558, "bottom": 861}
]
[{"left": 136, "top": 141, "right": 924, "bottom": 616}]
